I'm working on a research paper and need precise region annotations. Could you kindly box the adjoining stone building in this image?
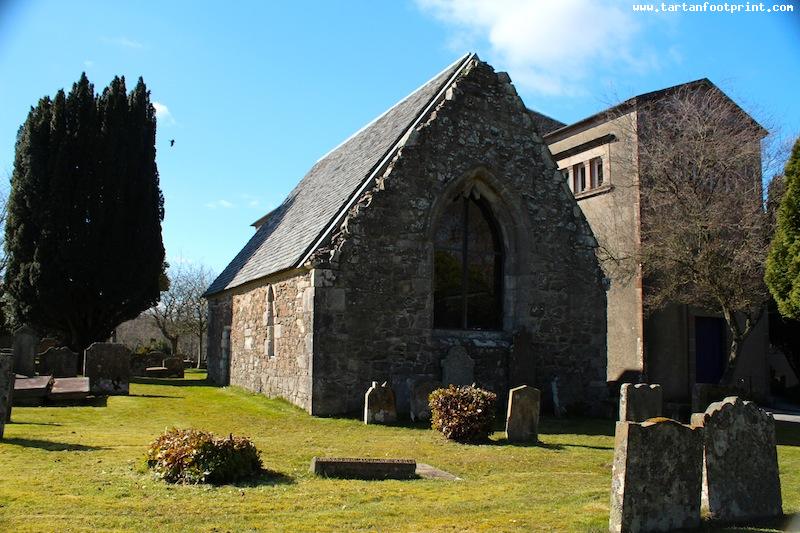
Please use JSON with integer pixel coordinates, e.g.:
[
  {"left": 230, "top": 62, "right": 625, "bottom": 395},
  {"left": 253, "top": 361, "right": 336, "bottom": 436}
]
[
  {"left": 204, "top": 54, "right": 608, "bottom": 416},
  {"left": 543, "top": 80, "right": 769, "bottom": 405}
]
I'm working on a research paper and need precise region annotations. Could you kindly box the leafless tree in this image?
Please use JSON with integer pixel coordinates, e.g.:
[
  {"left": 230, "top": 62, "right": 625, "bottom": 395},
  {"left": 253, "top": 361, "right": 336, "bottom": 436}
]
[
  {"left": 148, "top": 263, "right": 214, "bottom": 366},
  {"left": 607, "top": 83, "right": 781, "bottom": 384}
]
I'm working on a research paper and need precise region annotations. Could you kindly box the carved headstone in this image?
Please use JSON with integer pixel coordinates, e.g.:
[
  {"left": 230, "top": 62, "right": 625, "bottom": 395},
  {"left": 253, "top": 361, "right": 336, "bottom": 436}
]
[
  {"left": 610, "top": 419, "right": 703, "bottom": 533},
  {"left": 163, "top": 357, "right": 184, "bottom": 378},
  {"left": 509, "top": 329, "right": 536, "bottom": 388},
  {"left": 12, "top": 325, "right": 39, "bottom": 377},
  {"left": 0, "top": 352, "right": 15, "bottom": 437},
  {"left": 131, "top": 351, "right": 165, "bottom": 376},
  {"left": 83, "top": 343, "right": 131, "bottom": 395},
  {"left": 364, "top": 381, "right": 397, "bottom": 424},
  {"left": 441, "top": 346, "right": 474, "bottom": 386},
  {"left": 690, "top": 396, "right": 782, "bottom": 522},
  {"left": 505, "top": 385, "right": 540, "bottom": 442},
  {"left": 37, "top": 337, "right": 60, "bottom": 355},
  {"left": 38, "top": 347, "right": 78, "bottom": 378},
  {"left": 619, "top": 383, "right": 662, "bottom": 422},
  {"left": 409, "top": 379, "right": 441, "bottom": 422}
]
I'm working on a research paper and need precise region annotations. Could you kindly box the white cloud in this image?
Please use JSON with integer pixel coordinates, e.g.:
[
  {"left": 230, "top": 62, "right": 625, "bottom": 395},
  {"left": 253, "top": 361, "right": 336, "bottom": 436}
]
[
  {"left": 240, "top": 194, "right": 261, "bottom": 208},
  {"left": 103, "top": 36, "right": 144, "bottom": 49},
  {"left": 153, "top": 101, "right": 176, "bottom": 125},
  {"left": 205, "top": 200, "right": 235, "bottom": 209},
  {"left": 416, "top": 0, "right": 654, "bottom": 95},
  {"left": 83, "top": 59, "right": 94, "bottom": 68}
]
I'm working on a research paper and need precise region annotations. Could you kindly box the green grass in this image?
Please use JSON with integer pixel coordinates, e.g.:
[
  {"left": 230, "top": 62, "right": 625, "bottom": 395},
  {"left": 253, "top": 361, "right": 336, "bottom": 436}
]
[{"left": 0, "top": 370, "right": 798, "bottom": 532}]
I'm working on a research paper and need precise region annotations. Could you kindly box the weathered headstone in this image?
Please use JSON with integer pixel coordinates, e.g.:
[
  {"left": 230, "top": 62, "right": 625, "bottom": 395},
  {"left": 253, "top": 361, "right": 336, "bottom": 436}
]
[
  {"left": 690, "top": 396, "right": 782, "bottom": 522},
  {"left": 0, "top": 352, "right": 15, "bottom": 437},
  {"left": 12, "top": 325, "right": 39, "bottom": 377},
  {"left": 84, "top": 343, "right": 131, "bottom": 395},
  {"left": 131, "top": 351, "right": 166, "bottom": 376},
  {"left": 610, "top": 419, "right": 703, "bottom": 533},
  {"left": 37, "top": 337, "right": 60, "bottom": 355},
  {"left": 38, "top": 347, "right": 78, "bottom": 378},
  {"left": 505, "top": 385, "right": 541, "bottom": 442},
  {"left": 13, "top": 375, "right": 53, "bottom": 406},
  {"left": 619, "top": 383, "right": 662, "bottom": 422},
  {"left": 441, "top": 346, "right": 474, "bottom": 386},
  {"left": 364, "top": 381, "right": 397, "bottom": 424},
  {"left": 163, "top": 357, "right": 184, "bottom": 378},
  {"left": 409, "top": 379, "right": 441, "bottom": 422}
]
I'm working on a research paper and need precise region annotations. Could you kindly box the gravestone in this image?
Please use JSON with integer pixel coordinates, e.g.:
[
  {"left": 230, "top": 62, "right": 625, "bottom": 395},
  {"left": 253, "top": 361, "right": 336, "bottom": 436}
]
[
  {"left": 163, "top": 357, "right": 184, "bottom": 378},
  {"left": 610, "top": 419, "right": 703, "bottom": 533},
  {"left": 619, "top": 383, "right": 662, "bottom": 422},
  {"left": 12, "top": 325, "right": 39, "bottom": 377},
  {"left": 0, "top": 352, "right": 15, "bottom": 437},
  {"left": 38, "top": 347, "right": 78, "bottom": 378},
  {"left": 13, "top": 375, "right": 53, "bottom": 406},
  {"left": 505, "top": 385, "right": 540, "bottom": 442},
  {"left": 311, "top": 457, "right": 416, "bottom": 480},
  {"left": 409, "top": 379, "right": 441, "bottom": 422},
  {"left": 48, "top": 377, "right": 91, "bottom": 401},
  {"left": 690, "top": 396, "right": 782, "bottom": 522},
  {"left": 84, "top": 343, "right": 131, "bottom": 395},
  {"left": 441, "top": 346, "right": 474, "bottom": 386},
  {"left": 509, "top": 329, "right": 536, "bottom": 388},
  {"left": 131, "top": 351, "right": 166, "bottom": 376},
  {"left": 364, "top": 381, "right": 397, "bottom": 424},
  {"left": 37, "top": 337, "right": 60, "bottom": 355}
]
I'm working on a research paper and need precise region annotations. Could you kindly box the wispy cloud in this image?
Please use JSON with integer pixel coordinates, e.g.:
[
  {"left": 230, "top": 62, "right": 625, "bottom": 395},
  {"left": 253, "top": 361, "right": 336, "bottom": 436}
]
[
  {"left": 205, "top": 199, "right": 235, "bottom": 209},
  {"left": 240, "top": 193, "right": 261, "bottom": 208},
  {"left": 153, "top": 101, "right": 176, "bottom": 126},
  {"left": 83, "top": 59, "right": 94, "bottom": 68},
  {"left": 416, "top": 0, "right": 658, "bottom": 95},
  {"left": 102, "top": 36, "right": 144, "bottom": 49}
]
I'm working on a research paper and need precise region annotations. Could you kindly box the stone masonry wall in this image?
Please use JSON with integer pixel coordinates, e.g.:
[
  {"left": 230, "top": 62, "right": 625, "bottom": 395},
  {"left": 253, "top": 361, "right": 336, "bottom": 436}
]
[
  {"left": 308, "top": 59, "right": 607, "bottom": 416},
  {"left": 206, "top": 294, "right": 232, "bottom": 385},
  {"left": 227, "top": 271, "right": 314, "bottom": 411}
]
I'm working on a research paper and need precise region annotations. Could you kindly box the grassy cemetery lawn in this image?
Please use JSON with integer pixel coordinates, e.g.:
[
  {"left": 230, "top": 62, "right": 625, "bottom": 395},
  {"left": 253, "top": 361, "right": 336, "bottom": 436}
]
[{"left": 1, "top": 370, "right": 799, "bottom": 532}]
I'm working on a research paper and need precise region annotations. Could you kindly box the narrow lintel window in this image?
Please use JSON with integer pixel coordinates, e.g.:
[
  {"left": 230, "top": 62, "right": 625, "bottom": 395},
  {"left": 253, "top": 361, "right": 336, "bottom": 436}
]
[
  {"left": 265, "top": 285, "right": 275, "bottom": 357},
  {"left": 590, "top": 157, "right": 604, "bottom": 188},
  {"left": 434, "top": 191, "right": 503, "bottom": 330},
  {"left": 573, "top": 163, "right": 587, "bottom": 193}
]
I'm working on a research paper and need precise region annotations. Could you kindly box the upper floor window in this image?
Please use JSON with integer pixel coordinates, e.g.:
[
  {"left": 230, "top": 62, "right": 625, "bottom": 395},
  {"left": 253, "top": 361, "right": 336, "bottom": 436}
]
[
  {"left": 590, "top": 157, "right": 604, "bottom": 188},
  {"left": 433, "top": 191, "right": 503, "bottom": 331},
  {"left": 574, "top": 163, "right": 587, "bottom": 193},
  {"left": 570, "top": 156, "right": 605, "bottom": 195}
]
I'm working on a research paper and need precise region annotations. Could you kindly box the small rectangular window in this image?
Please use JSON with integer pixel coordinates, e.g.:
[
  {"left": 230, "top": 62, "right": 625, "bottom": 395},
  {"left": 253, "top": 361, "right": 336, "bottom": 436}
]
[
  {"left": 573, "top": 163, "right": 587, "bottom": 193},
  {"left": 590, "top": 157, "right": 604, "bottom": 188}
]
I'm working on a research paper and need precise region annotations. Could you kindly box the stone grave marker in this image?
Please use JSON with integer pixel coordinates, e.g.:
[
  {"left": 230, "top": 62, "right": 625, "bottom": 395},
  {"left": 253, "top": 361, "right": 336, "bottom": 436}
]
[
  {"left": 364, "top": 381, "right": 397, "bottom": 424},
  {"left": 84, "top": 342, "right": 131, "bottom": 395},
  {"left": 441, "top": 346, "right": 474, "bottom": 386},
  {"left": 163, "top": 357, "right": 184, "bottom": 378},
  {"left": 505, "top": 385, "right": 541, "bottom": 442},
  {"left": 13, "top": 375, "right": 53, "bottom": 406},
  {"left": 690, "top": 396, "right": 782, "bottom": 522},
  {"left": 38, "top": 347, "right": 78, "bottom": 378},
  {"left": 610, "top": 418, "right": 703, "bottom": 533},
  {"left": 131, "top": 351, "right": 166, "bottom": 376},
  {"left": 12, "top": 325, "right": 39, "bottom": 377},
  {"left": 310, "top": 457, "right": 416, "bottom": 480},
  {"left": 37, "top": 337, "right": 60, "bottom": 355},
  {"left": 0, "top": 352, "right": 14, "bottom": 437},
  {"left": 619, "top": 383, "right": 662, "bottom": 422},
  {"left": 409, "top": 379, "right": 441, "bottom": 422},
  {"left": 48, "top": 377, "right": 91, "bottom": 402}
]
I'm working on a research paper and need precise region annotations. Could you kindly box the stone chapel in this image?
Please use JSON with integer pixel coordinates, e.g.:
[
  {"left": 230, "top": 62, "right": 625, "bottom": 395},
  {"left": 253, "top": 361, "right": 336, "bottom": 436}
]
[{"left": 204, "top": 54, "right": 608, "bottom": 416}]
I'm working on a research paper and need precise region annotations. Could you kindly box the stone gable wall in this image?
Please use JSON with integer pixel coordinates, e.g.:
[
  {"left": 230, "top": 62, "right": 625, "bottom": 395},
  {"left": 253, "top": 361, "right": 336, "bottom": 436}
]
[{"left": 308, "top": 59, "right": 607, "bottom": 415}]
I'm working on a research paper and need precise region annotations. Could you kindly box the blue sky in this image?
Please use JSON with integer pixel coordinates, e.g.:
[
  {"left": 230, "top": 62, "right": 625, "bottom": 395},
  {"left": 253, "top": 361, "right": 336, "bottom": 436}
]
[{"left": 1, "top": 0, "right": 798, "bottom": 275}]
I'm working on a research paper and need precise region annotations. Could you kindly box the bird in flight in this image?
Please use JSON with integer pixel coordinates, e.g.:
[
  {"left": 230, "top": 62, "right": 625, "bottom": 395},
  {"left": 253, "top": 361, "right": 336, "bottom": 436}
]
[{"left": 169, "top": 139, "right": 175, "bottom": 147}]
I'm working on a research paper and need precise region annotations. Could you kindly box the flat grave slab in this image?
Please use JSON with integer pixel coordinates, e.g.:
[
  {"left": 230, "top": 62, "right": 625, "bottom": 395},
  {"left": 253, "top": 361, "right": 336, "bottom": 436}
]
[
  {"left": 311, "top": 457, "right": 417, "bottom": 480},
  {"left": 13, "top": 376, "right": 53, "bottom": 399},
  {"left": 49, "top": 377, "right": 91, "bottom": 401},
  {"left": 415, "top": 463, "right": 461, "bottom": 481},
  {"left": 144, "top": 367, "right": 170, "bottom": 378}
]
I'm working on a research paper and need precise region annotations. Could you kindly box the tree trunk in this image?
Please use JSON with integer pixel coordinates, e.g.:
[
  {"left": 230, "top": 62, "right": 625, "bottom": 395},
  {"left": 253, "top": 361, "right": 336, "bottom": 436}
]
[{"left": 196, "top": 331, "right": 203, "bottom": 369}]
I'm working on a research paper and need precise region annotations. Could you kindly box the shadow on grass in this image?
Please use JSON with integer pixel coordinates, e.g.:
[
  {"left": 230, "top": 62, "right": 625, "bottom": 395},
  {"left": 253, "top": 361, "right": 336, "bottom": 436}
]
[
  {"left": 539, "top": 416, "right": 616, "bottom": 437},
  {"left": 128, "top": 393, "right": 183, "bottom": 399},
  {"left": 229, "top": 469, "right": 295, "bottom": 487},
  {"left": 1, "top": 437, "right": 107, "bottom": 451},
  {"left": 131, "top": 377, "right": 214, "bottom": 388},
  {"left": 697, "top": 512, "right": 799, "bottom": 531},
  {"left": 775, "top": 420, "right": 800, "bottom": 447},
  {"left": 8, "top": 421, "right": 62, "bottom": 426},
  {"left": 487, "top": 438, "right": 565, "bottom": 450}
]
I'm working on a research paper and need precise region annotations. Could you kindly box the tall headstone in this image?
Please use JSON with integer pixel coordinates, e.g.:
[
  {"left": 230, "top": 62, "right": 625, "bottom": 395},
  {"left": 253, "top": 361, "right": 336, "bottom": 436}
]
[
  {"left": 610, "top": 419, "right": 703, "bottom": 533},
  {"left": 83, "top": 343, "right": 131, "bottom": 395},
  {"left": 619, "top": 383, "right": 662, "bottom": 422},
  {"left": 364, "top": 381, "right": 397, "bottom": 424},
  {"left": 505, "top": 385, "right": 540, "bottom": 442},
  {"left": 409, "top": 379, "right": 441, "bottom": 422},
  {"left": 12, "top": 325, "right": 39, "bottom": 377},
  {"left": 38, "top": 347, "right": 78, "bottom": 378},
  {"left": 441, "top": 346, "right": 474, "bottom": 386},
  {"left": 690, "top": 396, "right": 782, "bottom": 522},
  {"left": 163, "top": 357, "right": 184, "bottom": 378},
  {"left": 0, "top": 351, "right": 15, "bottom": 436}
]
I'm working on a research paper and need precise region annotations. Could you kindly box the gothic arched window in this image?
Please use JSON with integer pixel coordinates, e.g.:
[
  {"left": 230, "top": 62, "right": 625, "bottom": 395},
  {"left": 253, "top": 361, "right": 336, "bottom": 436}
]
[{"left": 434, "top": 191, "right": 503, "bottom": 330}]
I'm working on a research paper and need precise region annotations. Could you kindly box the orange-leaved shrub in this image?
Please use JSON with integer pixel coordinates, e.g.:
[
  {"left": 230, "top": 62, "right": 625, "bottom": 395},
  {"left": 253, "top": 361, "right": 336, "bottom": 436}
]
[
  {"left": 146, "top": 428, "right": 262, "bottom": 484},
  {"left": 429, "top": 385, "right": 497, "bottom": 442}
]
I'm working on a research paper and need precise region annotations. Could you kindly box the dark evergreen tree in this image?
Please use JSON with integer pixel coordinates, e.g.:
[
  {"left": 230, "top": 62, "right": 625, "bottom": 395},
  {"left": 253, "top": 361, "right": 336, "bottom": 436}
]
[
  {"left": 4, "top": 73, "right": 165, "bottom": 354},
  {"left": 766, "top": 138, "right": 800, "bottom": 320}
]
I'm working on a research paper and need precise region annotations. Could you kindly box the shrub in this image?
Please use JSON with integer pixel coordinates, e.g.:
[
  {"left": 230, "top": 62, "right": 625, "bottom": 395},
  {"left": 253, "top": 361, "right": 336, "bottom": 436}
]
[
  {"left": 429, "top": 385, "right": 497, "bottom": 442},
  {"left": 146, "top": 428, "right": 262, "bottom": 484}
]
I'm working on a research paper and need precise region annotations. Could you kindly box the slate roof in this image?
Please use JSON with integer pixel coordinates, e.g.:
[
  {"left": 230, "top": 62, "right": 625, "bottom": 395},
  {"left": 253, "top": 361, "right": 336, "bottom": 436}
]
[{"left": 205, "top": 53, "right": 474, "bottom": 296}]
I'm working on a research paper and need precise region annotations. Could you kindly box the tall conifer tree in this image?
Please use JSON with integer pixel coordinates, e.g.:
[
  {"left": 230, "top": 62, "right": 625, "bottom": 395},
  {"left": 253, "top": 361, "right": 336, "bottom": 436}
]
[{"left": 4, "top": 73, "right": 165, "bottom": 353}]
